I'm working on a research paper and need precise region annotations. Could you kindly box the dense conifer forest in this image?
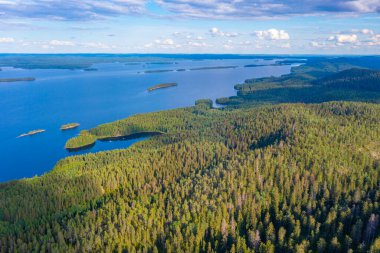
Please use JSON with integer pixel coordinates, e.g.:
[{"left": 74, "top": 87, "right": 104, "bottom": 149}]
[{"left": 1, "top": 57, "right": 380, "bottom": 252}]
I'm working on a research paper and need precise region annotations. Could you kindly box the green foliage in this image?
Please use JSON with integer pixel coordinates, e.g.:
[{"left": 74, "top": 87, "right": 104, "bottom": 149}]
[
  {"left": 218, "top": 61, "right": 380, "bottom": 107},
  {"left": 195, "top": 99, "right": 213, "bottom": 109},
  {"left": 65, "top": 130, "right": 97, "bottom": 150},
  {"left": 315, "top": 68, "right": 380, "bottom": 91}
]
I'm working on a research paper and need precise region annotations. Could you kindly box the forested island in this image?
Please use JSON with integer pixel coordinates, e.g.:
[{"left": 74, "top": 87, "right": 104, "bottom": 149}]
[
  {"left": 189, "top": 66, "right": 238, "bottom": 71},
  {"left": 144, "top": 66, "right": 238, "bottom": 74},
  {"left": 0, "top": 77, "right": 35, "bottom": 82},
  {"left": 17, "top": 129, "right": 45, "bottom": 138},
  {"left": 147, "top": 82, "right": 177, "bottom": 92},
  {"left": 60, "top": 123, "right": 80, "bottom": 131},
  {"left": 1, "top": 56, "right": 380, "bottom": 252},
  {"left": 144, "top": 69, "right": 174, "bottom": 74}
]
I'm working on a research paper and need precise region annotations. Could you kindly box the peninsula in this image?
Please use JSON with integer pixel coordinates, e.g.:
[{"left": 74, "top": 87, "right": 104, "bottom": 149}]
[
  {"left": 147, "top": 82, "right": 177, "bottom": 91},
  {"left": 17, "top": 129, "right": 45, "bottom": 138},
  {"left": 60, "top": 123, "right": 80, "bottom": 131}
]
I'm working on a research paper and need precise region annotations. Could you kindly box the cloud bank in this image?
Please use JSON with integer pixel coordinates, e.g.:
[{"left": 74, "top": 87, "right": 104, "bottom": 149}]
[
  {"left": 0, "top": 0, "right": 379, "bottom": 21},
  {"left": 156, "top": 0, "right": 380, "bottom": 19},
  {"left": 0, "top": 0, "right": 146, "bottom": 21}
]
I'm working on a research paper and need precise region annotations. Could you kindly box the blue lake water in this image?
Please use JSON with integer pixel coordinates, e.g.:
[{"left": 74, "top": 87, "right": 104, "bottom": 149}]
[{"left": 0, "top": 57, "right": 292, "bottom": 182}]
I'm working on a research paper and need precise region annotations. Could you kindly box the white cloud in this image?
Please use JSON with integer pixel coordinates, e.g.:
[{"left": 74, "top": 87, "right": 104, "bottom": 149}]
[
  {"left": 310, "top": 41, "right": 323, "bottom": 48},
  {"left": 346, "top": 28, "right": 374, "bottom": 35},
  {"left": 0, "top": 37, "right": 15, "bottom": 43},
  {"left": 148, "top": 38, "right": 181, "bottom": 49},
  {"left": 329, "top": 34, "right": 358, "bottom": 43},
  {"left": 210, "top": 27, "right": 220, "bottom": 36},
  {"left": 81, "top": 42, "right": 111, "bottom": 49},
  {"left": 280, "top": 42, "right": 291, "bottom": 48},
  {"left": 367, "top": 34, "right": 380, "bottom": 46},
  {"left": 155, "top": 38, "right": 175, "bottom": 45},
  {"left": 255, "top": 29, "right": 290, "bottom": 40},
  {"left": 187, "top": 41, "right": 207, "bottom": 47},
  {"left": 144, "top": 43, "right": 153, "bottom": 48},
  {"left": 209, "top": 27, "right": 239, "bottom": 37},
  {"left": 317, "top": 29, "right": 380, "bottom": 49},
  {"left": 49, "top": 40, "right": 75, "bottom": 46},
  {"left": 344, "top": 0, "right": 380, "bottom": 13},
  {"left": 361, "top": 29, "right": 374, "bottom": 35}
]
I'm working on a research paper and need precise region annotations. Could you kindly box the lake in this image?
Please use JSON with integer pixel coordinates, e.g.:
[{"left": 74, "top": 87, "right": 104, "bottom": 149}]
[{"left": 0, "top": 56, "right": 293, "bottom": 182}]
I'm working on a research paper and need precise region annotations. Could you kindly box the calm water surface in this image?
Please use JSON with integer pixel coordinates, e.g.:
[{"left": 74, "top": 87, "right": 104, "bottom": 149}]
[{"left": 0, "top": 58, "right": 292, "bottom": 182}]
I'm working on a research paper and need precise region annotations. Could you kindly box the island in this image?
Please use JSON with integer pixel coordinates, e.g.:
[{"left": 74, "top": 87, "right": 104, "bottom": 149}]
[
  {"left": 17, "top": 129, "right": 45, "bottom": 138},
  {"left": 147, "top": 83, "right": 178, "bottom": 92},
  {"left": 144, "top": 69, "right": 174, "bottom": 74},
  {"left": 60, "top": 123, "right": 80, "bottom": 131},
  {"left": 244, "top": 64, "right": 267, "bottom": 68},
  {"left": 147, "top": 62, "right": 178, "bottom": 65},
  {"left": 189, "top": 66, "right": 238, "bottom": 71},
  {"left": 0, "top": 77, "right": 35, "bottom": 83}
]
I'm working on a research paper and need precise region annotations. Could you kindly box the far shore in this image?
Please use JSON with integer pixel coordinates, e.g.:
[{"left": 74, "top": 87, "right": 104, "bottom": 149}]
[{"left": 0, "top": 77, "right": 36, "bottom": 83}]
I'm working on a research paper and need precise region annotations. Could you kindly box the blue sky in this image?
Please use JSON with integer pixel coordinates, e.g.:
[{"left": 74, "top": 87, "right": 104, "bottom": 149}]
[{"left": 0, "top": 0, "right": 379, "bottom": 54}]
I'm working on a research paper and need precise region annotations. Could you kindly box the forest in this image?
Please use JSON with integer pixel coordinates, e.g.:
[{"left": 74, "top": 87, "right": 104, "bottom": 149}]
[
  {"left": 217, "top": 58, "right": 380, "bottom": 107},
  {"left": 1, "top": 57, "right": 380, "bottom": 253}
]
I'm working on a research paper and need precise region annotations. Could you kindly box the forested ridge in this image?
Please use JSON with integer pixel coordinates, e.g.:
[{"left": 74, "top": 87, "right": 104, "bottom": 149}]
[
  {"left": 217, "top": 58, "right": 380, "bottom": 107},
  {"left": 315, "top": 68, "right": 380, "bottom": 91},
  {"left": 1, "top": 57, "right": 380, "bottom": 252}
]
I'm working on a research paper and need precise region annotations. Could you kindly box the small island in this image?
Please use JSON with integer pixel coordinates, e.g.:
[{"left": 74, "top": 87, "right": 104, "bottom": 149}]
[
  {"left": 144, "top": 69, "right": 174, "bottom": 74},
  {"left": 147, "top": 83, "right": 178, "bottom": 92},
  {"left": 244, "top": 64, "right": 267, "bottom": 68},
  {"left": 189, "top": 66, "right": 238, "bottom": 71},
  {"left": 17, "top": 129, "right": 45, "bottom": 138},
  {"left": 60, "top": 123, "right": 80, "bottom": 131},
  {"left": 0, "top": 77, "right": 36, "bottom": 83}
]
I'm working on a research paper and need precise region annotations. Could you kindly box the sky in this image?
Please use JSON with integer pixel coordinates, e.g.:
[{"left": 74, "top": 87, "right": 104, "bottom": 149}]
[{"left": 0, "top": 0, "right": 379, "bottom": 54}]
